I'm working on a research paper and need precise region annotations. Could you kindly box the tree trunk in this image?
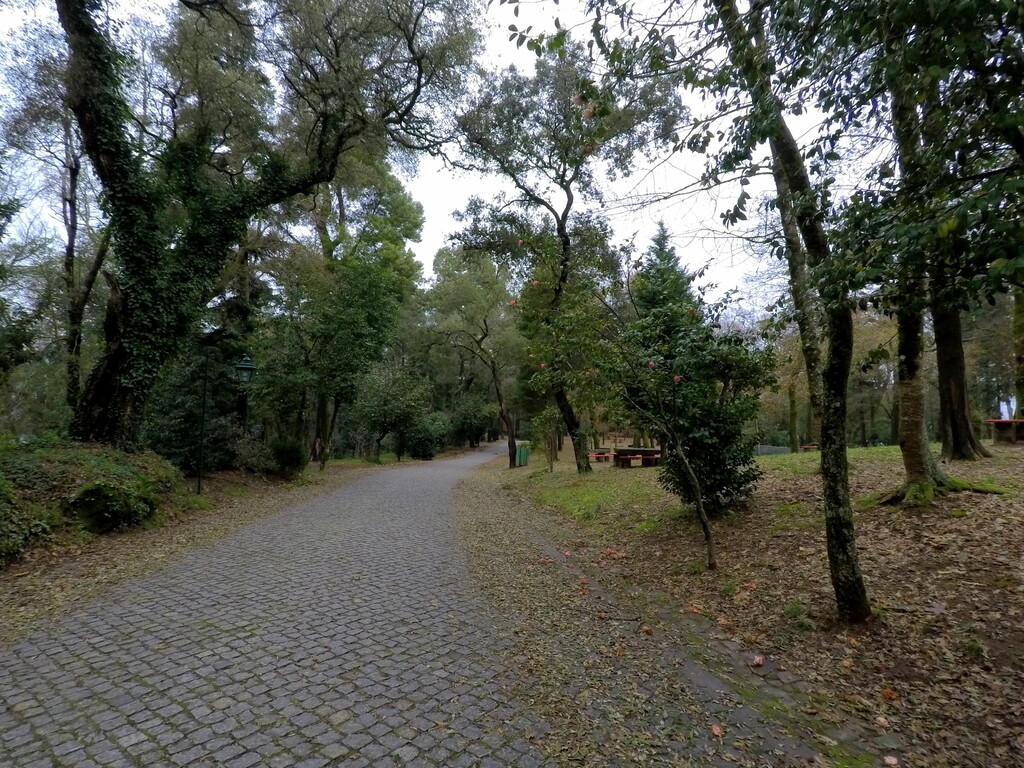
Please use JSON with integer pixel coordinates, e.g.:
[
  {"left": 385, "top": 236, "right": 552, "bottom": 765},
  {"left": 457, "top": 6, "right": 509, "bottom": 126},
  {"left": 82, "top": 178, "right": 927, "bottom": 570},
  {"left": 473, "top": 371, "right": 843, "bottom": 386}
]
[
  {"left": 1015, "top": 288, "right": 1024, "bottom": 417},
  {"left": 320, "top": 397, "right": 340, "bottom": 470},
  {"left": 788, "top": 382, "right": 799, "bottom": 453},
  {"left": 501, "top": 410, "right": 516, "bottom": 469},
  {"left": 553, "top": 387, "right": 591, "bottom": 473},
  {"left": 670, "top": 444, "right": 716, "bottom": 570},
  {"left": 820, "top": 304, "right": 873, "bottom": 621},
  {"left": 772, "top": 146, "right": 823, "bottom": 434},
  {"left": 712, "top": 0, "right": 871, "bottom": 620},
  {"left": 896, "top": 306, "right": 946, "bottom": 500},
  {"left": 70, "top": 273, "right": 143, "bottom": 444},
  {"left": 933, "top": 304, "right": 990, "bottom": 459}
]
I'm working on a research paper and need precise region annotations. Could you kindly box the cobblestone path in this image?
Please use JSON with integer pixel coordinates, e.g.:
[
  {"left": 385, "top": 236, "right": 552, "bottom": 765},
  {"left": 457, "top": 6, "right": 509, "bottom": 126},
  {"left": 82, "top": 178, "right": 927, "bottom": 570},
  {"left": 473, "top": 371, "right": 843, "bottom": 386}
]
[{"left": 0, "top": 446, "right": 549, "bottom": 768}]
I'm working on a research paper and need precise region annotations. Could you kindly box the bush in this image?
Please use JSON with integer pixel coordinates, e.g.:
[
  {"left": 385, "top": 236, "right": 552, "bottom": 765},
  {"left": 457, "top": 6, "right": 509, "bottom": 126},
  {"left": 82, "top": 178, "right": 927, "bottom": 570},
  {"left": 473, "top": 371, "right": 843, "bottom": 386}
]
[
  {"left": 270, "top": 436, "right": 308, "bottom": 479},
  {"left": 405, "top": 413, "right": 450, "bottom": 460},
  {"left": 234, "top": 434, "right": 275, "bottom": 476},
  {"left": 65, "top": 479, "right": 158, "bottom": 534},
  {"left": 0, "top": 478, "right": 57, "bottom": 565}
]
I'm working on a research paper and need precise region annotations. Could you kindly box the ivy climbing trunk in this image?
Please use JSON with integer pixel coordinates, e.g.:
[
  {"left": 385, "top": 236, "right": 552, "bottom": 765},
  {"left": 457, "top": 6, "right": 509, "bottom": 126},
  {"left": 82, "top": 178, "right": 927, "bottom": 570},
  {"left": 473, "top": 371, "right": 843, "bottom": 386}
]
[
  {"left": 896, "top": 305, "right": 945, "bottom": 502},
  {"left": 772, "top": 146, "right": 822, "bottom": 441}
]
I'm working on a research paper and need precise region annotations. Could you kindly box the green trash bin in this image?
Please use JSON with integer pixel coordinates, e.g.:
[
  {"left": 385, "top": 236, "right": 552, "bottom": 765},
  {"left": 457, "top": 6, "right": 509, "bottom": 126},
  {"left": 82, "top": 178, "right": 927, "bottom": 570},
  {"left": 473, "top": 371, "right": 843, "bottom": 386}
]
[{"left": 516, "top": 442, "right": 530, "bottom": 467}]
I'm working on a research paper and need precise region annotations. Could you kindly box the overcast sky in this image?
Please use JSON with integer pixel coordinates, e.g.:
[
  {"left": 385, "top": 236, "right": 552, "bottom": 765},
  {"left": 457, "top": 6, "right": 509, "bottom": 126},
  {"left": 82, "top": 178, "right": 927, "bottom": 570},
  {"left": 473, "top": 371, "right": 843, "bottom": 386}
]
[
  {"left": 402, "top": 1, "right": 776, "bottom": 305},
  {"left": 0, "top": 1, "right": 777, "bottom": 304}
]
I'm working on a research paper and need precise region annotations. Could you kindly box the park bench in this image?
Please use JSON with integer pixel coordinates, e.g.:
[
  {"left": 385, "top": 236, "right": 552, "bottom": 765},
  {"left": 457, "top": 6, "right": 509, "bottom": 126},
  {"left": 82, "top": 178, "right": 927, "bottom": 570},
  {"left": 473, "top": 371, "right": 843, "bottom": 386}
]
[
  {"left": 984, "top": 419, "right": 1024, "bottom": 444},
  {"left": 587, "top": 452, "right": 614, "bottom": 462},
  {"left": 613, "top": 447, "right": 662, "bottom": 468},
  {"left": 615, "top": 454, "right": 645, "bottom": 468},
  {"left": 801, "top": 443, "right": 819, "bottom": 452}
]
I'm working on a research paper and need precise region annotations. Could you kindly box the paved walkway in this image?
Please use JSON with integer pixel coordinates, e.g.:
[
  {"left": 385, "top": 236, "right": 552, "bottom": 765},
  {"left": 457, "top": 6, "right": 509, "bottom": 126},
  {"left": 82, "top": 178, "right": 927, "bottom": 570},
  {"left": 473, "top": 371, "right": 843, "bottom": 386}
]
[{"left": 0, "top": 446, "right": 548, "bottom": 768}]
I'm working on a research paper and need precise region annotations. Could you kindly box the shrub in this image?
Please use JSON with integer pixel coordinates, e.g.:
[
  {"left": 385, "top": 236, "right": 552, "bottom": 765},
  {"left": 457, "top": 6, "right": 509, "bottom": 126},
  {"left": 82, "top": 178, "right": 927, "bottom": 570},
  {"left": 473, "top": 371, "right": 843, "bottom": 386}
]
[
  {"left": 270, "top": 436, "right": 308, "bottom": 479},
  {"left": 65, "top": 479, "right": 158, "bottom": 534},
  {"left": 234, "top": 434, "right": 275, "bottom": 476},
  {"left": 0, "top": 478, "right": 56, "bottom": 565},
  {"left": 405, "top": 413, "right": 450, "bottom": 460}
]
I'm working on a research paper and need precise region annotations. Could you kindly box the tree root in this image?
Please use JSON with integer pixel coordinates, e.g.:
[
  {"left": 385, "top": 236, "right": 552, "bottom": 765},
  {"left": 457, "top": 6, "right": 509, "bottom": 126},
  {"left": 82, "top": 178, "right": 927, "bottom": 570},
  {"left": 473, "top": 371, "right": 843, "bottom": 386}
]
[{"left": 875, "top": 477, "right": 1007, "bottom": 508}]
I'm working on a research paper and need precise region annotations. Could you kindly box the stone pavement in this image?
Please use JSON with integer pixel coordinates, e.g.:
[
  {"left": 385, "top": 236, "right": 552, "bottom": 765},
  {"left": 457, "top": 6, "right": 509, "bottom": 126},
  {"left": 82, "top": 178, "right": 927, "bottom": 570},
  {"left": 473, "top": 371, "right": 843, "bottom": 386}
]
[{"left": 0, "top": 445, "right": 549, "bottom": 767}]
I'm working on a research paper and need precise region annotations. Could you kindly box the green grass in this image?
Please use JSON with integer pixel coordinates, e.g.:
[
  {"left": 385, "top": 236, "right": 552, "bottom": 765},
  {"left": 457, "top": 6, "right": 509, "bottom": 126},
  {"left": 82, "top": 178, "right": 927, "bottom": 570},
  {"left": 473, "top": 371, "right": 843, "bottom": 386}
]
[
  {"left": 0, "top": 437, "right": 190, "bottom": 567},
  {"left": 525, "top": 460, "right": 677, "bottom": 529}
]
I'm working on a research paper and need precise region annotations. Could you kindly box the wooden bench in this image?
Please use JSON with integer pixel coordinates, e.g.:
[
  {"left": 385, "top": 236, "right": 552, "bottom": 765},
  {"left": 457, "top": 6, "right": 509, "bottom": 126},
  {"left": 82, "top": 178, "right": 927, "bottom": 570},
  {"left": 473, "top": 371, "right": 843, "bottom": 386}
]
[
  {"left": 984, "top": 419, "right": 1024, "bottom": 444},
  {"left": 615, "top": 454, "right": 645, "bottom": 468},
  {"left": 587, "top": 452, "right": 614, "bottom": 462},
  {"left": 801, "top": 444, "right": 819, "bottom": 452}
]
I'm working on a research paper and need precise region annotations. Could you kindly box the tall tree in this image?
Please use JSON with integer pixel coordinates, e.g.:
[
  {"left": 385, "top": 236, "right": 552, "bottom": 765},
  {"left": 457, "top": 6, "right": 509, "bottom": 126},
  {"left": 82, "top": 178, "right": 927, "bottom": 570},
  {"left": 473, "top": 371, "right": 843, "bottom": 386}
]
[
  {"left": 455, "top": 43, "right": 684, "bottom": 472},
  {"left": 53, "top": 0, "right": 475, "bottom": 446},
  {"left": 428, "top": 247, "right": 524, "bottom": 468}
]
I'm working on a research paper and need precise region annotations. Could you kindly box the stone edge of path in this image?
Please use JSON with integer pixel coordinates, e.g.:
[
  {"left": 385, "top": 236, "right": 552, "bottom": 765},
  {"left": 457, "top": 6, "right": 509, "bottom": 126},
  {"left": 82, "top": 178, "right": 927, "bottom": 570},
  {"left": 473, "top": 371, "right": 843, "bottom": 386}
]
[{"left": 0, "top": 460, "right": 394, "bottom": 648}]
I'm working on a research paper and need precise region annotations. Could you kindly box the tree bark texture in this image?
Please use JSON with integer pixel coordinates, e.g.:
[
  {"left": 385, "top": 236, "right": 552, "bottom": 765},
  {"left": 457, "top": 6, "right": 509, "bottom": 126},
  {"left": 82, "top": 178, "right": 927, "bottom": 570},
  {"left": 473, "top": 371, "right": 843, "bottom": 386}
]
[
  {"left": 933, "top": 304, "right": 990, "bottom": 459},
  {"left": 711, "top": 0, "right": 870, "bottom": 621},
  {"left": 553, "top": 387, "right": 592, "bottom": 474},
  {"left": 788, "top": 382, "right": 799, "bottom": 453},
  {"left": 1015, "top": 288, "right": 1024, "bottom": 417},
  {"left": 772, "top": 147, "right": 822, "bottom": 441}
]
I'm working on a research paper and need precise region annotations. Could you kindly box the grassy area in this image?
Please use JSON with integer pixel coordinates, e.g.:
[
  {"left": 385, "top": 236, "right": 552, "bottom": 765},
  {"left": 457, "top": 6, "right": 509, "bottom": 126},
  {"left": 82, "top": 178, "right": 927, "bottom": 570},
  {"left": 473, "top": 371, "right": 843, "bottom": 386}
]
[
  {"left": 505, "top": 443, "right": 1024, "bottom": 766},
  {"left": 0, "top": 437, "right": 194, "bottom": 566}
]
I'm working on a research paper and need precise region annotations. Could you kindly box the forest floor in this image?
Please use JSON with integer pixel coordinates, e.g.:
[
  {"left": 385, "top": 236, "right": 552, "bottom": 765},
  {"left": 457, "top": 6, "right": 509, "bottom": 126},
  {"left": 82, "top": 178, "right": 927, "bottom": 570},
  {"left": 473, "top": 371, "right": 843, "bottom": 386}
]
[{"left": 472, "top": 443, "right": 1024, "bottom": 767}]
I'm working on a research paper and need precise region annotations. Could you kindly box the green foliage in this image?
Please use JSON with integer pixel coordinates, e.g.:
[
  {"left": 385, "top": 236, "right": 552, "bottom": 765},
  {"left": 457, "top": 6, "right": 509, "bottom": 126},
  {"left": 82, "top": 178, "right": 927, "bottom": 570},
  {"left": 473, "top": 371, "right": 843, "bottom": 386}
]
[
  {"left": 65, "top": 478, "right": 158, "bottom": 534},
  {"left": 450, "top": 392, "right": 492, "bottom": 447},
  {"left": 140, "top": 342, "right": 244, "bottom": 474},
  {"left": 232, "top": 434, "right": 275, "bottom": 477},
  {"left": 353, "top": 361, "right": 430, "bottom": 458},
  {"left": 0, "top": 437, "right": 182, "bottom": 562},
  {"left": 269, "top": 436, "right": 308, "bottom": 480},
  {"left": 405, "top": 412, "right": 450, "bottom": 460},
  {"left": 0, "top": 476, "right": 57, "bottom": 565},
  {"left": 618, "top": 231, "right": 774, "bottom": 515}
]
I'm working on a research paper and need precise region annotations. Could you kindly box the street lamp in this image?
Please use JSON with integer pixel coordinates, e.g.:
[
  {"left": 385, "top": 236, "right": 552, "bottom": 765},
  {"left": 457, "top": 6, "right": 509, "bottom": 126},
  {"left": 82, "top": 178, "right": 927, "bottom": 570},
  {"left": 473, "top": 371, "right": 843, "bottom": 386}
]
[
  {"left": 234, "top": 355, "right": 257, "bottom": 435},
  {"left": 234, "top": 355, "right": 256, "bottom": 384}
]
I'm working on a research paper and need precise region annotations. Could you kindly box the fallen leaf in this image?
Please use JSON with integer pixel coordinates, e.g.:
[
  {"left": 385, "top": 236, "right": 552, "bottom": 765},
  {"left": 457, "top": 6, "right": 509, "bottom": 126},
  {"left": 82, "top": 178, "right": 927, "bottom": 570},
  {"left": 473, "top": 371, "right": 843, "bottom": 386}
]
[
  {"left": 596, "top": 611, "right": 608, "bottom": 620},
  {"left": 752, "top": 655, "right": 764, "bottom": 667},
  {"left": 883, "top": 757, "right": 899, "bottom": 766},
  {"left": 710, "top": 723, "right": 724, "bottom": 738},
  {"left": 641, "top": 625, "right": 653, "bottom": 635},
  {"left": 875, "top": 715, "right": 890, "bottom": 728},
  {"left": 881, "top": 687, "right": 898, "bottom": 701}
]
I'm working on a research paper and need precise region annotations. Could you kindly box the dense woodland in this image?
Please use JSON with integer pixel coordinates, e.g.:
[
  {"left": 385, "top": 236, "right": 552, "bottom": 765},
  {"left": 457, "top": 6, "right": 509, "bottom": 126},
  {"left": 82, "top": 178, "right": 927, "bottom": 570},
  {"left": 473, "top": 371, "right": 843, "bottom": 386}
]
[{"left": 1, "top": 0, "right": 1023, "bottom": 621}]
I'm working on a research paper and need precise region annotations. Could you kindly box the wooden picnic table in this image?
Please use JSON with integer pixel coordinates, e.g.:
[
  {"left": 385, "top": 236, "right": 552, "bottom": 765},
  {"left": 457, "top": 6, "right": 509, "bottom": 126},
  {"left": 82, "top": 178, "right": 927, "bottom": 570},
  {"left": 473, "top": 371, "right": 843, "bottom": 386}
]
[
  {"left": 984, "top": 419, "right": 1024, "bottom": 444},
  {"left": 613, "top": 447, "right": 662, "bottom": 468}
]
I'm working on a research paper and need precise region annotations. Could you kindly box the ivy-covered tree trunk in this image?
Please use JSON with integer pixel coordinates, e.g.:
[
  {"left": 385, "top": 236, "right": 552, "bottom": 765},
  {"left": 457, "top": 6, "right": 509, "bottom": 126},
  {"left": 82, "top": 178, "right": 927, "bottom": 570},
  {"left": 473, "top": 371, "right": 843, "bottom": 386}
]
[
  {"left": 772, "top": 147, "right": 822, "bottom": 441},
  {"left": 933, "top": 303, "right": 990, "bottom": 460}
]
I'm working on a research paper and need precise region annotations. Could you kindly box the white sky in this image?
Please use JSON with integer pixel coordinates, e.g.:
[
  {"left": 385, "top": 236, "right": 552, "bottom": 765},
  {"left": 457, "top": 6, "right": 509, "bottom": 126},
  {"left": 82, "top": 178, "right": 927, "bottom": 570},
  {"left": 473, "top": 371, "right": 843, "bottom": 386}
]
[
  {"left": 402, "top": 1, "right": 773, "bottom": 303},
  {"left": 0, "top": 0, "right": 774, "bottom": 303}
]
